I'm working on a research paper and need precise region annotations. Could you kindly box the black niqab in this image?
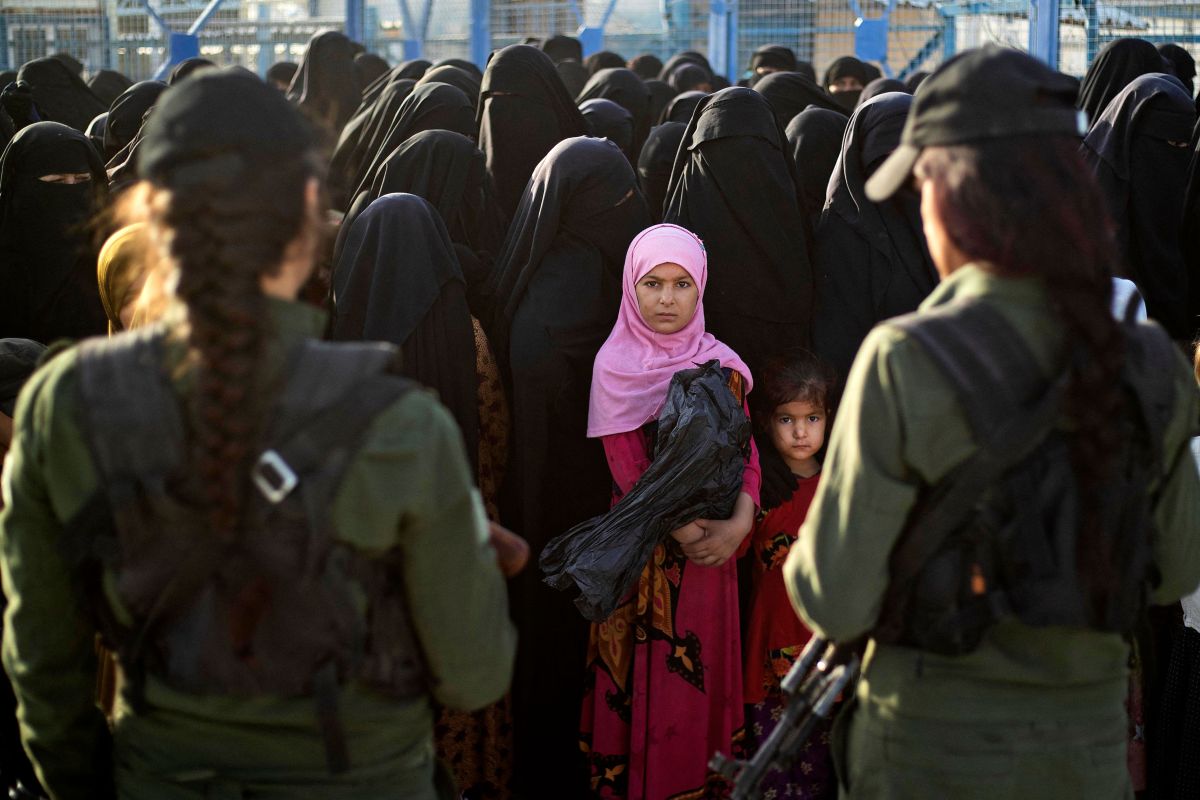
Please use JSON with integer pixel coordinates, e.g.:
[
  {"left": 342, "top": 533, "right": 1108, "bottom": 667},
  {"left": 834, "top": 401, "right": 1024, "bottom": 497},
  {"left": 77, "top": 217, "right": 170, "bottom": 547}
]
[
  {"left": 50, "top": 53, "right": 84, "bottom": 76},
  {"left": 667, "top": 63, "right": 710, "bottom": 93},
  {"left": 644, "top": 79, "right": 676, "bottom": 125},
  {"left": 167, "top": 57, "right": 215, "bottom": 85},
  {"left": 331, "top": 192, "right": 479, "bottom": 469},
  {"left": 87, "top": 69, "right": 133, "bottom": 107},
  {"left": 661, "top": 89, "right": 706, "bottom": 124},
  {"left": 629, "top": 54, "right": 663, "bottom": 80},
  {"left": 750, "top": 45, "right": 797, "bottom": 73},
  {"left": 352, "top": 81, "right": 476, "bottom": 199},
  {"left": 1077, "top": 38, "right": 1166, "bottom": 126},
  {"left": 576, "top": 67, "right": 651, "bottom": 160},
  {"left": 432, "top": 58, "right": 481, "bottom": 79},
  {"left": 1081, "top": 73, "right": 1196, "bottom": 339},
  {"left": 585, "top": 51, "right": 625, "bottom": 76},
  {"left": 811, "top": 92, "right": 936, "bottom": 378},
  {"left": 477, "top": 45, "right": 589, "bottom": 218},
  {"left": 556, "top": 59, "right": 589, "bottom": 98},
  {"left": 0, "top": 121, "right": 109, "bottom": 342},
  {"left": 786, "top": 107, "right": 848, "bottom": 225},
  {"left": 658, "top": 52, "right": 713, "bottom": 82},
  {"left": 860, "top": 77, "right": 909, "bottom": 104},
  {"left": 663, "top": 86, "right": 813, "bottom": 375},
  {"left": 337, "top": 129, "right": 507, "bottom": 306},
  {"left": 637, "top": 121, "right": 685, "bottom": 222},
  {"left": 822, "top": 55, "right": 868, "bottom": 110},
  {"left": 416, "top": 65, "right": 481, "bottom": 109},
  {"left": 328, "top": 77, "right": 416, "bottom": 209},
  {"left": 541, "top": 35, "right": 583, "bottom": 65},
  {"left": 16, "top": 57, "right": 106, "bottom": 131},
  {"left": 103, "top": 80, "right": 166, "bottom": 161},
  {"left": 353, "top": 52, "right": 390, "bottom": 90},
  {"left": 1159, "top": 44, "right": 1196, "bottom": 97},
  {"left": 266, "top": 61, "right": 298, "bottom": 87},
  {"left": 286, "top": 30, "right": 362, "bottom": 136},
  {"left": 486, "top": 136, "right": 651, "bottom": 797},
  {"left": 580, "top": 98, "right": 634, "bottom": 157},
  {"left": 754, "top": 70, "right": 845, "bottom": 126}
]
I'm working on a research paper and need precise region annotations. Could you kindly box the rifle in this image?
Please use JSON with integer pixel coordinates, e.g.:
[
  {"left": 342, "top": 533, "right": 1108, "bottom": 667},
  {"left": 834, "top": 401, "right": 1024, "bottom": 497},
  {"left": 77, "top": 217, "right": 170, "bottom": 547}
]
[{"left": 710, "top": 636, "right": 861, "bottom": 799}]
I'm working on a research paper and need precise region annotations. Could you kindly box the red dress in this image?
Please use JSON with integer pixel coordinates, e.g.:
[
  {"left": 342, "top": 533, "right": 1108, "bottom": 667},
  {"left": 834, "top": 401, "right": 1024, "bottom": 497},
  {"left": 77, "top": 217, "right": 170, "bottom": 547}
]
[{"left": 581, "top": 374, "right": 760, "bottom": 800}]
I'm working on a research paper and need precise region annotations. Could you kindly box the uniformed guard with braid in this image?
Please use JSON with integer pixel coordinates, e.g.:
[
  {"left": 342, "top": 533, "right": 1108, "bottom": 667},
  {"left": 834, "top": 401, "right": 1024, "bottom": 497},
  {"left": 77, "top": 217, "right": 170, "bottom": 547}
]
[{"left": 0, "top": 68, "right": 515, "bottom": 800}]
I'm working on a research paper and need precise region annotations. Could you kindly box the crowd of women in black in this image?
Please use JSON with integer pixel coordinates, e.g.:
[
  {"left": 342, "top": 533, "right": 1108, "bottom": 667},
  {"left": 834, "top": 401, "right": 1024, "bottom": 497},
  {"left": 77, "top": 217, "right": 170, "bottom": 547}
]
[{"left": 0, "top": 27, "right": 1198, "bottom": 800}]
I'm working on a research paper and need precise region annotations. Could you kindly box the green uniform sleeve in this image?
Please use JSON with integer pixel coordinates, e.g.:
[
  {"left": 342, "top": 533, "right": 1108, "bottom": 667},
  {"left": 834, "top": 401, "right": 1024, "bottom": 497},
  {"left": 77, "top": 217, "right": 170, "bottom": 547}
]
[
  {"left": 784, "top": 326, "right": 922, "bottom": 642},
  {"left": 0, "top": 353, "right": 113, "bottom": 800},
  {"left": 1147, "top": 356, "right": 1200, "bottom": 605},
  {"left": 342, "top": 393, "right": 516, "bottom": 712}
]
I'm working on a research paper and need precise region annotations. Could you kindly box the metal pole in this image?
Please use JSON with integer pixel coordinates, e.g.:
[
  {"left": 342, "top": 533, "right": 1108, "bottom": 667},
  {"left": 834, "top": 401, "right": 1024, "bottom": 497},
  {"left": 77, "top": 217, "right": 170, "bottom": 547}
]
[
  {"left": 186, "top": 0, "right": 227, "bottom": 36},
  {"left": 346, "top": 0, "right": 365, "bottom": 43},
  {"left": 470, "top": 0, "right": 490, "bottom": 68},
  {"left": 1027, "top": 0, "right": 1059, "bottom": 68}
]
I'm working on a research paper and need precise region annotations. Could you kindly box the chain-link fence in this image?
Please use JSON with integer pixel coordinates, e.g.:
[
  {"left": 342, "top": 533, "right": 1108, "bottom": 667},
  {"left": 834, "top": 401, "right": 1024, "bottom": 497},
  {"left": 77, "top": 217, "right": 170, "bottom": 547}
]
[{"left": 2, "top": 0, "right": 1197, "bottom": 89}]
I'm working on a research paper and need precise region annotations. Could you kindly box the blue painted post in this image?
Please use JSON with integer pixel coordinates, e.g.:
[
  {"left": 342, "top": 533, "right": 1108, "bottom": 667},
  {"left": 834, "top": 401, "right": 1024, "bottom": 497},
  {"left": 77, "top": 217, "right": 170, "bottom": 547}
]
[
  {"left": 346, "top": 0, "right": 365, "bottom": 44},
  {"left": 256, "top": 1, "right": 272, "bottom": 77},
  {"left": 708, "top": 0, "right": 736, "bottom": 82},
  {"left": 398, "top": 0, "right": 422, "bottom": 59},
  {"left": 1027, "top": 0, "right": 1060, "bottom": 68},
  {"left": 470, "top": 0, "right": 491, "bottom": 68},
  {"left": 1083, "top": 0, "right": 1099, "bottom": 66},
  {"left": 942, "top": 10, "right": 956, "bottom": 62}
]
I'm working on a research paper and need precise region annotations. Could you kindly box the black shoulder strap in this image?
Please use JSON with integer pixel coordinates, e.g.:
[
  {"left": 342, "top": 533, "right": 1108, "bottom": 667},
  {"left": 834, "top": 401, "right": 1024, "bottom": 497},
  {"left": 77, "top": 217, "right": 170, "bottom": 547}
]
[
  {"left": 887, "top": 300, "right": 1047, "bottom": 436},
  {"left": 75, "top": 327, "right": 186, "bottom": 539},
  {"left": 874, "top": 301, "right": 1067, "bottom": 643}
]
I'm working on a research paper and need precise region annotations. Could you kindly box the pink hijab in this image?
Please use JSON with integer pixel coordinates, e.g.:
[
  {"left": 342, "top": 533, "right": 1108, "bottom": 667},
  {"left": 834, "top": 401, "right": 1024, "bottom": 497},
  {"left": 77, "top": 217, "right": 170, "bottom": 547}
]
[{"left": 587, "top": 223, "right": 752, "bottom": 438}]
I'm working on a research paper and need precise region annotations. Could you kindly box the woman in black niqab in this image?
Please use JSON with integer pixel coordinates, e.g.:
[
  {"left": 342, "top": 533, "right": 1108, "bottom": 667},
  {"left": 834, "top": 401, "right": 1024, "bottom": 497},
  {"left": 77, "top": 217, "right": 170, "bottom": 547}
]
[
  {"left": 629, "top": 53, "right": 663, "bottom": 80},
  {"left": 658, "top": 51, "right": 713, "bottom": 82},
  {"left": 637, "top": 120, "right": 685, "bottom": 222},
  {"left": 1081, "top": 73, "right": 1196, "bottom": 340},
  {"left": 328, "top": 78, "right": 417, "bottom": 209},
  {"left": 667, "top": 63, "right": 711, "bottom": 93},
  {"left": 1158, "top": 44, "right": 1195, "bottom": 98},
  {"left": 576, "top": 67, "right": 652, "bottom": 159},
  {"left": 416, "top": 65, "right": 481, "bottom": 109},
  {"left": 661, "top": 89, "right": 706, "bottom": 123},
  {"left": 433, "top": 58, "right": 481, "bottom": 79},
  {"left": 754, "top": 70, "right": 844, "bottom": 127},
  {"left": 331, "top": 192, "right": 479, "bottom": 468},
  {"left": 810, "top": 92, "right": 936, "bottom": 378},
  {"left": 786, "top": 106, "right": 848, "bottom": 228},
  {"left": 541, "top": 35, "right": 583, "bottom": 65},
  {"left": 0, "top": 121, "right": 109, "bottom": 341},
  {"left": 353, "top": 52, "right": 390, "bottom": 90},
  {"left": 87, "top": 69, "right": 133, "bottom": 107},
  {"left": 286, "top": 30, "right": 362, "bottom": 138},
  {"left": 476, "top": 45, "right": 589, "bottom": 218},
  {"left": 166, "top": 57, "right": 215, "bottom": 85},
  {"left": 483, "top": 135, "right": 650, "bottom": 798},
  {"left": 103, "top": 80, "right": 166, "bottom": 162},
  {"left": 336, "top": 129, "right": 507, "bottom": 305},
  {"left": 662, "top": 86, "right": 813, "bottom": 375},
  {"left": 1077, "top": 38, "right": 1166, "bottom": 126},
  {"left": 15, "top": 57, "right": 106, "bottom": 131},
  {"left": 351, "top": 81, "right": 476, "bottom": 199},
  {"left": 556, "top": 59, "right": 589, "bottom": 99},
  {"left": 860, "top": 76, "right": 909, "bottom": 104},
  {"left": 584, "top": 50, "right": 625, "bottom": 76},
  {"left": 644, "top": 78, "right": 676, "bottom": 125},
  {"left": 579, "top": 98, "right": 634, "bottom": 159},
  {"left": 821, "top": 55, "right": 869, "bottom": 110}
]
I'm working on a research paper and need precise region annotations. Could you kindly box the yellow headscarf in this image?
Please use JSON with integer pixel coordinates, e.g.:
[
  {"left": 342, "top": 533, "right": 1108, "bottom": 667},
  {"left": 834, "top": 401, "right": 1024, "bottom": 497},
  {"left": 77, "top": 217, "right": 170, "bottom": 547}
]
[{"left": 96, "top": 222, "right": 149, "bottom": 335}]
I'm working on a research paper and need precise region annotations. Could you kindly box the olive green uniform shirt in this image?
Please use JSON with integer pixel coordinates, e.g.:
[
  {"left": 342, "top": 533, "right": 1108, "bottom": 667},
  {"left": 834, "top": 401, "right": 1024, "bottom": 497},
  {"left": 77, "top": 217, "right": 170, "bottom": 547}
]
[
  {"left": 784, "top": 265, "right": 1200, "bottom": 796},
  {"left": 0, "top": 298, "right": 516, "bottom": 800}
]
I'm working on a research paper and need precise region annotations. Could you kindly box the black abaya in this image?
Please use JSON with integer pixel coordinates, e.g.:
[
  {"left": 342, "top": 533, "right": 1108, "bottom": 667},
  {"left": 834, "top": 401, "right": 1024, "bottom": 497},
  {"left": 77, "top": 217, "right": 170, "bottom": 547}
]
[
  {"left": 415, "top": 65, "right": 481, "bottom": 109},
  {"left": 660, "top": 89, "right": 706, "bottom": 124},
  {"left": 1081, "top": 73, "right": 1196, "bottom": 340},
  {"left": 644, "top": 78, "right": 677, "bottom": 126},
  {"left": 579, "top": 98, "right": 634, "bottom": 158},
  {"left": 1077, "top": 38, "right": 1166, "bottom": 126},
  {"left": 811, "top": 92, "right": 937, "bottom": 378},
  {"left": 637, "top": 121, "right": 686, "bottom": 222},
  {"left": 663, "top": 86, "right": 813, "bottom": 377},
  {"left": 15, "top": 57, "right": 106, "bottom": 132},
  {"left": 353, "top": 53, "right": 390, "bottom": 90},
  {"left": 330, "top": 192, "right": 479, "bottom": 470},
  {"left": 0, "top": 121, "right": 109, "bottom": 342},
  {"left": 87, "top": 69, "right": 133, "bottom": 108},
  {"left": 753, "top": 69, "right": 845, "bottom": 127},
  {"left": 576, "top": 67, "right": 651, "bottom": 159},
  {"left": 286, "top": 30, "right": 362, "bottom": 138},
  {"left": 786, "top": 107, "right": 848, "bottom": 227},
  {"left": 476, "top": 45, "right": 588, "bottom": 218},
  {"left": 328, "top": 78, "right": 417, "bottom": 209},
  {"left": 102, "top": 80, "right": 166, "bottom": 162},
  {"left": 483, "top": 136, "right": 651, "bottom": 796}
]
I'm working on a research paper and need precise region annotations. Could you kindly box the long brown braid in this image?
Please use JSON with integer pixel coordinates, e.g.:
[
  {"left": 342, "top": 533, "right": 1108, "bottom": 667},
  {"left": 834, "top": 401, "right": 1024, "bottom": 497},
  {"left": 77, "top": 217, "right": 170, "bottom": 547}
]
[
  {"left": 915, "top": 136, "right": 1128, "bottom": 612},
  {"left": 146, "top": 155, "right": 317, "bottom": 539}
]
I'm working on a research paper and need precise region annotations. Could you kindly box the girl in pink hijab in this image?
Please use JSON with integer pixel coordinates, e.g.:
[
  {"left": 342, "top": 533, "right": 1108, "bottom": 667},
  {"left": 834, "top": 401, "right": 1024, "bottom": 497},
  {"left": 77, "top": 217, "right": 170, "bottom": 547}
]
[{"left": 581, "top": 223, "right": 760, "bottom": 799}]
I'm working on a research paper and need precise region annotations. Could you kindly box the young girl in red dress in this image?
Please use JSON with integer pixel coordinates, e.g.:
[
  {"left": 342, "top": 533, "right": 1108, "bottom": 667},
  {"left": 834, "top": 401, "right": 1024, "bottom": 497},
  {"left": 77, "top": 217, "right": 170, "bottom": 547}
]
[
  {"left": 742, "top": 351, "right": 838, "bottom": 799},
  {"left": 582, "top": 223, "right": 760, "bottom": 799}
]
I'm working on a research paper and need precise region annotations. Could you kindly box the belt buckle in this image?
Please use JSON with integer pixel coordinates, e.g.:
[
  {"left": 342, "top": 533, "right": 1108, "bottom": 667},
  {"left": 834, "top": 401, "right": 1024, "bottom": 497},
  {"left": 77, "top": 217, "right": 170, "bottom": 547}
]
[{"left": 252, "top": 449, "right": 298, "bottom": 504}]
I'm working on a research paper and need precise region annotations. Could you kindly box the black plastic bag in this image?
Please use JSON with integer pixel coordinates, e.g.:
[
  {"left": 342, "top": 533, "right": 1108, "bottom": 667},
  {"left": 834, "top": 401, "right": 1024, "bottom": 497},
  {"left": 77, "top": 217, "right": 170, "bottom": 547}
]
[{"left": 540, "top": 359, "right": 751, "bottom": 621}]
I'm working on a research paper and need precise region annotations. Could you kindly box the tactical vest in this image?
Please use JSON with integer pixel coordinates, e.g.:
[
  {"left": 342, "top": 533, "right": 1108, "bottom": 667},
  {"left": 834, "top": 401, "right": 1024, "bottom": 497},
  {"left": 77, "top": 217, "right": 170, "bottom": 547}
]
[
  {"left": 62, "top": 326, "right": 426, "bottom": 773},
  {"left": 873, "top": 299, "right": 1178, "bottom": 656}
]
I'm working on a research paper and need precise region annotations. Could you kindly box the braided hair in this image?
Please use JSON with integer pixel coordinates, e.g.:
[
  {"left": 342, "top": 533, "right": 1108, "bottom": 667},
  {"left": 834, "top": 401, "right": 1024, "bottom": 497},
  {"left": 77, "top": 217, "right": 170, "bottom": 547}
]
[
  {"left": 915, "top": 136, "right": 1127, "bottom": 612},
  {"left": 137, "top": 70, "right": 322, "bottom": 540}
]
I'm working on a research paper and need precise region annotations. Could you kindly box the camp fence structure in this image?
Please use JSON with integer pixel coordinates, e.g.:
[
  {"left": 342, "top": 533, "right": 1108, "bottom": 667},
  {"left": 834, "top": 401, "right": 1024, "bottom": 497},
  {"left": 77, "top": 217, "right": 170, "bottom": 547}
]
[{"left": 2, "top": 0, "right": 1197, "bottom": 89}]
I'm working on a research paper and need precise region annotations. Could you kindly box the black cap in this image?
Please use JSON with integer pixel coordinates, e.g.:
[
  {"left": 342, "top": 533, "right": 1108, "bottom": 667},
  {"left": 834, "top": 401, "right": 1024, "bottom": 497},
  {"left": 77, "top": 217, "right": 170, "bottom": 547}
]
[
  {"left": 0, "top": 339, "right": 47, "bottom": 417},
  {"left": 865, "top": 45, "right": 1086, "bottom": 202},
  {"left": 138, "top": 68, "right": 313, "bottom": 188}
]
